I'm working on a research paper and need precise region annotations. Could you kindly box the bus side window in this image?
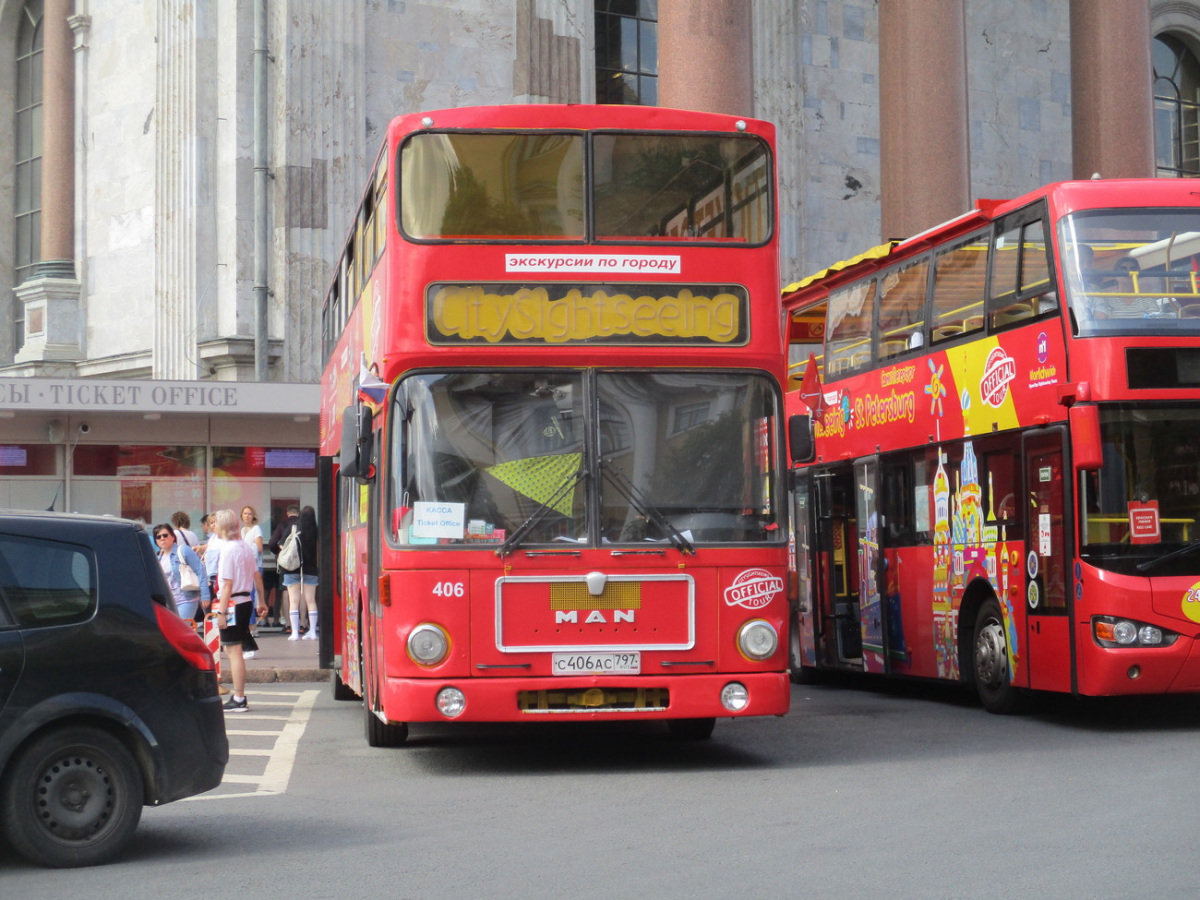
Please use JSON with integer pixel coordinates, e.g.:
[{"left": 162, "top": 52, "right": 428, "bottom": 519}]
[
  {"left": 931, "top": 232, "right": 988, "bottom": 343},
  {"left": 881, "top": 459, "right": 913, "bottom": 542},
  {"left": 877, "top": 258, "right": 929, "bottom": 361},
  {"left": 983, "top": 449, "right": 1019, "bottom": 526},
  {"left": 990, "top": 213, "right": 1056, "bottom": 330},
  {"left": 826, "top": 279, "right": 875, "bottom": 376}
]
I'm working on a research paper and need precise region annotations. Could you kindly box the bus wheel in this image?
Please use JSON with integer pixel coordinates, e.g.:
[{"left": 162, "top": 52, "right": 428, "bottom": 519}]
[
  {"left": 667, "top": 717, "right": 716, "bottom": 740},
  {"left": 330, "top": 670, "right": 357, "bottom": 701},
  {"left": 364, "top": 705, "right": 409, "bottom": 747},
  {"left": 972, "top": 598, "right": 1023, "bottom": 714}
]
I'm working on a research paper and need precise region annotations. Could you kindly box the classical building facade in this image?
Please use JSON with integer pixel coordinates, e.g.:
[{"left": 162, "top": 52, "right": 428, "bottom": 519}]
[{"left": 0, "top": 0, "right": 1197, "bottom": 522}]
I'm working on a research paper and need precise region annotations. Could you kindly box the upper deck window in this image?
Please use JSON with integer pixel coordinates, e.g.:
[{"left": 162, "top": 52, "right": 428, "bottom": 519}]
[
  {"left": 592, "top": 133, "right": 770, "bottom": 242},
  {"left": 1060, "top": 209, "right": 1200, "bottom": 336},
  {"left": 401, "top": 133, "right": 586, "bottom": 239},
  {"left": 400, "top": 130, "right": 771, "bottom": 245}
]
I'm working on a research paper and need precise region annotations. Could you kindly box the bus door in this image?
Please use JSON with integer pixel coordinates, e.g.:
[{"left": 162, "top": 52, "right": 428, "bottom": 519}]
[
  {"left": 1023, "top": 429, "right": 1072, "bottom": 693},
  {"left": 790, "top": 469, "right": 819, "bottom": 669},
  {"left": 853, "top": 458, "right": 888, "bottom": 674},
  {"left": 812, "top": 466, "right": 863, "bottom": 666}
]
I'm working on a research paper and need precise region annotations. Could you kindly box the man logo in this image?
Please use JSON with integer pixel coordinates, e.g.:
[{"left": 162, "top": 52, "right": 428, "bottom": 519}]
[{"left": 555, "top": 609, "right": 636, "bottom": 624}]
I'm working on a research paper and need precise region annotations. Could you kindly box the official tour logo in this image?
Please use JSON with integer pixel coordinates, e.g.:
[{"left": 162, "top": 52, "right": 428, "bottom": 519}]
[
  {"left": 724, "top": 568, "right": 784, "bottom": 609},
  {"left": 980, "top": 347, "right": 1017, "bottom": 408}
]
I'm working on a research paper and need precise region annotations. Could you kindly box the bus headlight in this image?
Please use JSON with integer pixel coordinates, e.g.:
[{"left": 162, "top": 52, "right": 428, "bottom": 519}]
[
  {"left": 737, "top": 619, "right": 779, "bottom": 661},
  {"left": 721, "top": 682, "right": 750, "bottom": 712},
  {"left": 436, "top": 687, "right": 466, "bottom": 718},
  {"left": 1112, "top": 620, "right": 1138, "bottom": 645},
  {"left": 407, "top": 623, "right": 450, "bottom": 666},
  {"left": 1092, "top": 616, "right": 1178, "bottom": 648}
]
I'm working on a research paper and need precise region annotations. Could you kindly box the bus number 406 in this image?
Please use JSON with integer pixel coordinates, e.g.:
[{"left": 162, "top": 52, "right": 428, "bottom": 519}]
[{"left": 432, "top": 582, "right": 465, "bottom": 598}]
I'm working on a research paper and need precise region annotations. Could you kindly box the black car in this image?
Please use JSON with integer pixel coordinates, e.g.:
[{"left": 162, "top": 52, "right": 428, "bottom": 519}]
[{"left": 0, "top": 511, "right": 228, "bottom": 867}]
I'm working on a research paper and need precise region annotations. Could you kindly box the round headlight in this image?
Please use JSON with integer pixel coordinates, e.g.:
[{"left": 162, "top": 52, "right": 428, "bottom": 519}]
[
  {"left": 436, "top": 687, "right": 466, "bottom": 718},
  {"left": 737, "top": 619, "right": 779, "bottom": 661},
  {"left": 721, "top": 682, "right": 749, "bottom": 712},
  {"left": 1112, "top": 620, "right": 1138, "bottom": 645},
  {"left": 407, "top": 623, "right": 450, "bottom": 665}
]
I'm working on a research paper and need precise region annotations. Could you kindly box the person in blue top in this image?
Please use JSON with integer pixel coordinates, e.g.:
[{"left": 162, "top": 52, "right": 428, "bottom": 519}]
[{"left": 152, "top": 524, "right": 210, "bottom": 623}]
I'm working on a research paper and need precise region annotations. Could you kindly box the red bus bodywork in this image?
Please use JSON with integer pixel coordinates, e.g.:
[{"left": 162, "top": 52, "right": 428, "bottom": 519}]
[
  {"left": 784, "top": 179, "right": 1200, "bottom": 710},
  {"left": 319, "top": 105, "right": 790, "bottom": 743}
]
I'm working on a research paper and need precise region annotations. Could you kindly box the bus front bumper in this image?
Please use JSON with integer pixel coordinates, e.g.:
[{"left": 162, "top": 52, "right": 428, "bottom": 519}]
[
  {"left": 1076, "top": 630, "right": 1200, "bottom": 696},
  {"left": 378, "top": 671, "right": 791, "bottom": 723}
]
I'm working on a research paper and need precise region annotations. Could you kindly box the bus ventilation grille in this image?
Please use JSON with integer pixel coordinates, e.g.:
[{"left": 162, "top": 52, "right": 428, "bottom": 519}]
[{"left": 518, "top": 687, "right": 669, "bottom": 714}]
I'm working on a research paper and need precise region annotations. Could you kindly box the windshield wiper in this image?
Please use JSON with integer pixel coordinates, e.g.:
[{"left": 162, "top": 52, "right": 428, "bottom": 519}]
[
  {"left": 495, "top": 467, "right": 587, "bottom": 558},
  {"left": 600, "top": 458, "right": 696, "bottom": 556},
  {"left": 1135, "top": 541, "right": 1200, "bottom": 574}
]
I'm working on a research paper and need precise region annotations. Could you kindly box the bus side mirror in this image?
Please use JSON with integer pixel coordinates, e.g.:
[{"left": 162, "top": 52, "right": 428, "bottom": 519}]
[
  {"left": 1069, "top": 404, "right": 1102, "bottom": 471},
  {"left": 338, "top": 405, "right": 375, "bottom": 482},
  {"left": 788, "top": 414, "right": 814, "bottom": 464}
]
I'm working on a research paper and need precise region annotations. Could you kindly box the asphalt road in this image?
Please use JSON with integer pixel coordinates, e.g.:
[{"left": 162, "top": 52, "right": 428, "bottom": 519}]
[{"left": 4, "top": 676, "right": 1199, "bottom": 899}]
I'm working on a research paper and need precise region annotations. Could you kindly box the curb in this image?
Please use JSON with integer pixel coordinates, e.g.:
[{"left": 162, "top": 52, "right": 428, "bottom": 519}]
[{"left": 221, "top": 668, "right": 329, "bottom": 684}]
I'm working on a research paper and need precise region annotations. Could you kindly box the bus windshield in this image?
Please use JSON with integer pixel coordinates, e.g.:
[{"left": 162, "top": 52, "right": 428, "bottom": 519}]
[
  {"left": 1060, "top": 210, "right": 1200, "bottom": 335},
  {"left": 1080, "top": 405, "right": 1200, "bottom": 576},
  {"left": 400, "top": 131, "right": 771, "bottom": 243},
  {"left": 387, "top": 370, "right": 780, "bottom": 548}
]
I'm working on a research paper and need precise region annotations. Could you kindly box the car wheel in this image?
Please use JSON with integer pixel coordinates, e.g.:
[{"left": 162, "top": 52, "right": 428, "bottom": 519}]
[
  {"left": 666, "top": 717, "right": 716, "bottom": 740},
  {"left": 972, "top": 598, "right": 1024, "bottom": 714},
  {"left": 1, "top": 726, "right": 145, "bottom": 868}
]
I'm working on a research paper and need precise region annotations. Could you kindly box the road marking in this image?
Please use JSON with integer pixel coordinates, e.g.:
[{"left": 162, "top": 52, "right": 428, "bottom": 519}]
[{"left": 185, "top": 688, "right": 320, "bottom": 801}]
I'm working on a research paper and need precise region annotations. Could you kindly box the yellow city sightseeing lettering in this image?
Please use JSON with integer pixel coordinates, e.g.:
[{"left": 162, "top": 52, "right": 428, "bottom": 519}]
[{"left": 429, "top": 285, "right": 741, "bottom": 343}]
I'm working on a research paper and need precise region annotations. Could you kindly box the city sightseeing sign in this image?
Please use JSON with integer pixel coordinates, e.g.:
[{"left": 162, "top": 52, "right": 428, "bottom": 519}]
[{"left": 426, "top": 282, "right": 748, "bottom": 346}]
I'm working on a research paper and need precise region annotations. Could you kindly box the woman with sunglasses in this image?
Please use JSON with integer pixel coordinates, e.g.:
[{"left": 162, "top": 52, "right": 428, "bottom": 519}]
[{"left": 153, "top": 524, "right": 210, "bottom": 624}]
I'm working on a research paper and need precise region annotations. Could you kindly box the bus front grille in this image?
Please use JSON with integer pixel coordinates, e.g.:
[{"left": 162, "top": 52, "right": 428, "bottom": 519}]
[{"left": 517, "top": 687, "right": 669, "bottom": 713}]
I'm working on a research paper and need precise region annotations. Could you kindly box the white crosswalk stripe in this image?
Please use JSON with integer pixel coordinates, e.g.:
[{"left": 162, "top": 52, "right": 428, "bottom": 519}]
[{"left": 184, "top": 688, "right": 319, "bottom": 801}]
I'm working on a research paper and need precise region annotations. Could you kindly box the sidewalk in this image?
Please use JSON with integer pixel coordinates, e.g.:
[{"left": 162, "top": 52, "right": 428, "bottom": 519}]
[{"left": 217, "top": 626, "right": 328, "bottom": 684}]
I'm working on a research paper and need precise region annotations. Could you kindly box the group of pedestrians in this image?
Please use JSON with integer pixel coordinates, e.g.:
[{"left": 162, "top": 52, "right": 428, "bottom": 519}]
[{"left": 153, "top": 504, "right": 320, "bottom": 714}]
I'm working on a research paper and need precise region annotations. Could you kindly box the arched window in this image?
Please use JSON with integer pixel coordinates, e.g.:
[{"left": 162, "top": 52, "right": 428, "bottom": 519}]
[
  {"left": 1154, "top": 34, "right": 1200, "bottom": 177},
  {"left": 14, "top": 0, "right": 44, "bottom": 349},
  {"left": 595, "top": 0, "right": 657, "bottom": 105}
]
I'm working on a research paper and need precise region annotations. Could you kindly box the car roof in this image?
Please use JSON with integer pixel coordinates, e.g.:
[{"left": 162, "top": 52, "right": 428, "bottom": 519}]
[{"left": 0, "top": 510, "right": 148, "bottom": 534}]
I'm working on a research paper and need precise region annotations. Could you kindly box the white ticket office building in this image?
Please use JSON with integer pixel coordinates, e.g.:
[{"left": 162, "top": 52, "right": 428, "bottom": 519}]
[{"left": 0, "top": 377, "right": 320, "bottom": 535}]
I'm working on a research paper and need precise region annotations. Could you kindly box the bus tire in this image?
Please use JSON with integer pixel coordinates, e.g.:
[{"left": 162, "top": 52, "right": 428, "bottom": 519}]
[
  {"left": 667, "top": 717, "right": 716, "bottom": 740},
  {"left": 972, "top": 598, "right": 1024, "bottom": 714},
  {"left": 1, "top": 725, "right": 144, "bottom": 868},
  {"left": 330, "top": 670, "right": 357, "bottom": 701},
  {"left": 364, "top": 704, "right": 409, "bottom": 747}
]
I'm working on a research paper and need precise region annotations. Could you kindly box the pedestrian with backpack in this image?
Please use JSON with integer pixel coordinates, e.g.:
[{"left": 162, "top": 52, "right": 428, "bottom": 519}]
[
  {"left": 268, "top": 504, "right": 302, "bottom": 635},
  {"left": 278, "top": 505, "right": 319, "bottom": 642}
]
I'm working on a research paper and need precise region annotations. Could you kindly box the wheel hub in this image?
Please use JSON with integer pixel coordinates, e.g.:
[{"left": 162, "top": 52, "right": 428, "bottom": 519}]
[
  {"left": 975, "top": 620, "right": 1007, "bottom": 689},
  {"left": 38, "top": 756, "right": 114, "bottom": 839}
]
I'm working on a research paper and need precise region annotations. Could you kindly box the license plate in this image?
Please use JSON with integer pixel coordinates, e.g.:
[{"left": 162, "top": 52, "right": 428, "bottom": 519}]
[{"left": 551, "top": 651, "right": 641, "bottom": 676}]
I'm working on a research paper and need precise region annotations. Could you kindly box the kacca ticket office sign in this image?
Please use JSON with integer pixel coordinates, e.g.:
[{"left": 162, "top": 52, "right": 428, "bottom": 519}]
[{"left": 426, "top": 282, "right": 749, "bottom": 346}]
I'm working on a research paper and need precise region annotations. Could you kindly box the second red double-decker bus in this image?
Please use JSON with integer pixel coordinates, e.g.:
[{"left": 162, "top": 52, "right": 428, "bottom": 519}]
[
  {"left": 318, "top": 105, "right": 790, "bottom": 745},
  {"left": 783, "top": 178, "right": 1200, "bottom": 712}
]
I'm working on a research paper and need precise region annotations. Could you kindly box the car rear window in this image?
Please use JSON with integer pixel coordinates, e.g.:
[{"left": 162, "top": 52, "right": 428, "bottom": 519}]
[{"left": 0, "top": 533, "right": 97, "bottom": 627}]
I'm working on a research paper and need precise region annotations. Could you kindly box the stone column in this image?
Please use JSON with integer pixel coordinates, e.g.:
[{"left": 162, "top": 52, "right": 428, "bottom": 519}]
[
  {"left": 1070, "top": 0, "right": 1154, "bottom": 179},
  {"left": 12, "top": 0, "right": 81, "bottom": 373},
  {"left": 41, "top": 0, "right": 75, "bottom": 276},
  {"left": 657, "top": 0, "right": 753, "bottom": 116},
  {"left": 878, "top": 0, "right": 970, "bottom": 242}
]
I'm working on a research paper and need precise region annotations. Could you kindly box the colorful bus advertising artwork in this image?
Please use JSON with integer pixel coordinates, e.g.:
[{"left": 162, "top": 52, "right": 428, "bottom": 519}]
[{"left": 783, "top": 178, "right": 1200, "bottom": 712}]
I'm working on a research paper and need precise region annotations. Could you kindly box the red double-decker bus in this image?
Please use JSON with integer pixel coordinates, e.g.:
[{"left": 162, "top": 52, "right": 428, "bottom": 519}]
[
  {"left": 782, "top": 178, "right": 1200, "bottom": 712},
  {"left": 318, "top": 105, "right": 789, "bottom": 745}
]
